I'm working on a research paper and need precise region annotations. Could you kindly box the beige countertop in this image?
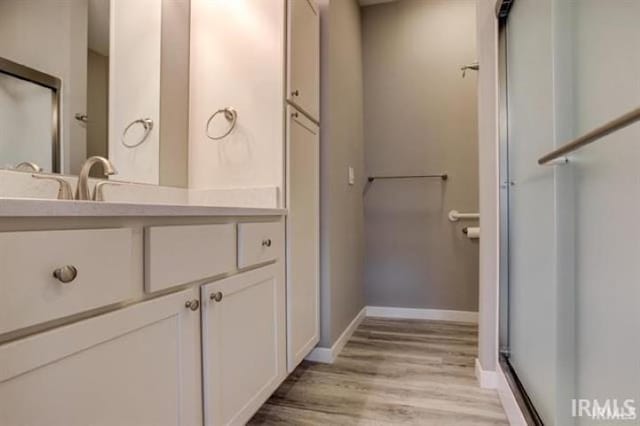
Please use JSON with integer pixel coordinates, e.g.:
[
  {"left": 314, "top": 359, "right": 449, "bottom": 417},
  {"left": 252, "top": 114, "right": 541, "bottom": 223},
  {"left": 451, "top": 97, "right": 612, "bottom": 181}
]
[{"left": 0, "top": 198, "right": 286, "bottom": 217}]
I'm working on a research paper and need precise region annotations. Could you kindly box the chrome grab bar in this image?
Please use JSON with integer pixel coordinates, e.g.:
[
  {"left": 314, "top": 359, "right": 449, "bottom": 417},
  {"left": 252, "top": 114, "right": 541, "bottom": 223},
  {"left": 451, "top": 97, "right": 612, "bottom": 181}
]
[
  {"left": 538, "top": 106, "right": 640, "bottom": 165},
  {"left": 448, "top": 210, "right": 479, "bottom": 222}
]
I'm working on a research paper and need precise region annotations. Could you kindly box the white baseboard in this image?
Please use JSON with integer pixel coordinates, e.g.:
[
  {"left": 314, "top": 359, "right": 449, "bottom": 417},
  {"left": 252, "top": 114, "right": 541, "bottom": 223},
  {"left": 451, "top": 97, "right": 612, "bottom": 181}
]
[
  {"left": 497, "top": 363, "right": 527, "bottom": 425},
  {"left": 305, "top": 306, "right": 366, "bottom": 364},
  {"left": 475, "top": 358, "right": 498, "bottom": 389},
  {"left": 305, "top": 305, "right": 477, "bottom": 364},
  {"left": 366, "top": 306, "right": 478, "bottom": 324}
]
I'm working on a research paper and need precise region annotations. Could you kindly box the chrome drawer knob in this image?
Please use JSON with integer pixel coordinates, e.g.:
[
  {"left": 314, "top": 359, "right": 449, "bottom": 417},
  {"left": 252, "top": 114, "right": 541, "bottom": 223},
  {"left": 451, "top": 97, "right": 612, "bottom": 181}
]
[
  {"left": 262, "top": 238, "right": 272, "bottom": 248},
  {"left": 185, "top": 299, "right": 200, "bottom": 311},
  {"left": 53, "top": 265, "right": 78, "bottom": 283},
  {"left": 210, "top": 292, "right": 223, "bottom": 302}
]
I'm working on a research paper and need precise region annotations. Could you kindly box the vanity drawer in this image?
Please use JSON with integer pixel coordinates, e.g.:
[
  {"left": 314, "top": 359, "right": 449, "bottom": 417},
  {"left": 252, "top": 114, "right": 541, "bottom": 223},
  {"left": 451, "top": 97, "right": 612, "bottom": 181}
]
[
  {"left": 145, "top": 224, "right": 236, "bottom": 292},
  {"left": 237, "top": 221, "right": 284, "bottom": 269},
  {"left": 0, "top": 228, "right": 134, "bottom": 335}
]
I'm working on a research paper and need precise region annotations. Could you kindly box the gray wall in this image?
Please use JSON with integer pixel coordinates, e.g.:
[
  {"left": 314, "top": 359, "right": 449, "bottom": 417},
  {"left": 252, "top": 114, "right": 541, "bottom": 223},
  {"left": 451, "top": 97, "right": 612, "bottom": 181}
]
[
  {"left": 317, "top": 0, "right": 366, "bottom": 347},
  {"left": 362, "top": 0, "right": 479, "bottom": 311},
  {"left": 87, "top": 50, "right": 109, "bottom": 160},
  {"left": 476, "top": 0, "right": 499, "bottom": 373}
]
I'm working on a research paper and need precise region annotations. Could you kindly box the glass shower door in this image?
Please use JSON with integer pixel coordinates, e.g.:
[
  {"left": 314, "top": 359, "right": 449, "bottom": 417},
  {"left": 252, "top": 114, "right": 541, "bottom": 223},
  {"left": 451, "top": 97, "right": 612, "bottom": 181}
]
[
  {"left": 569, "top": 1, "right": 640, "bottom": 424},
  {"left": 505, "top": 0, "right": 558, "bottom": 422},
  {"left": 502, "top": 0, "right": 640, "bottom": 424}
]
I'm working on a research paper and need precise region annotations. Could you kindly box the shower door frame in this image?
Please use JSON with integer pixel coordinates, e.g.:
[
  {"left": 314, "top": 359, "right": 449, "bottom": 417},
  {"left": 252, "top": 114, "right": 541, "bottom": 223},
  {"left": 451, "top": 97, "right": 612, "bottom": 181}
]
[
  {"left": 496, "top": 1, "right": 544, "bottom": 424},
  {"left": 0, "top": 56, "right": 61, "bottom": 173}
]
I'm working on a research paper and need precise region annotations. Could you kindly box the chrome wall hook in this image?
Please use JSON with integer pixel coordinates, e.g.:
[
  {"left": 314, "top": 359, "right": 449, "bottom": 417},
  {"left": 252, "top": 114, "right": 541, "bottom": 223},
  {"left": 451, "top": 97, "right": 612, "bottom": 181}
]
[{"left": 461, "top": 61, "right": 479, "bottom": 78}]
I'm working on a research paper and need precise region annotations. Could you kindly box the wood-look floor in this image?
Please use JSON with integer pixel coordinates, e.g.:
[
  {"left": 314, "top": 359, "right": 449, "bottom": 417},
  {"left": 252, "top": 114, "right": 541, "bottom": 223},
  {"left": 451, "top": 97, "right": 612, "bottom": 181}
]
[{"left": 249, "top": 317, "right": 508, "bottom": 425}]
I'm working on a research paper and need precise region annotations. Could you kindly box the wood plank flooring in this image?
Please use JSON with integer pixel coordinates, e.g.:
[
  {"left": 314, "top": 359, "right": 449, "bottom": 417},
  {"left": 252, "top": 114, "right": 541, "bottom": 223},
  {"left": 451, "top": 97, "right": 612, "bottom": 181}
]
[{"left": 249, "top": 317, "right": 507, "bottom": 425}]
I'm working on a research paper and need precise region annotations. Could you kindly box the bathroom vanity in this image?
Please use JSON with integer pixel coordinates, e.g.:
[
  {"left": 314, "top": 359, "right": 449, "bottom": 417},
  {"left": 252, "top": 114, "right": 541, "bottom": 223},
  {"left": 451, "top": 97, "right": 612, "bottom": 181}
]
[
  {"left": 0, "top": 200, "right": 286, "bottom": 426},
  {"left": 0, "top": 0, "right": 320, "bottom": 424}
]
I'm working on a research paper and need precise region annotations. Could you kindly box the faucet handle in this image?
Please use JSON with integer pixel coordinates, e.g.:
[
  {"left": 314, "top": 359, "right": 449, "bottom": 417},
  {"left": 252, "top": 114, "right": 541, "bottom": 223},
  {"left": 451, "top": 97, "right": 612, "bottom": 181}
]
[
  {"left": 93, "top": 180, "right": 120, "bottom": 201},
  {"left": 31, "top": 174, "right": 74, "bottom": 200}
]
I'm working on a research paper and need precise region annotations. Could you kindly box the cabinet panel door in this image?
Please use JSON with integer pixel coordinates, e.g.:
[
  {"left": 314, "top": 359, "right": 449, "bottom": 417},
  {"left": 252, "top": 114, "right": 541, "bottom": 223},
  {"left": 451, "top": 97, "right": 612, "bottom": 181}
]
[
  {"left": 201, "top": 264, "right": 286, "bottom": 426},
  {"left": 286, "top": 107, "right": 320, "bottom": 371},
  {"left": 0, "top": 288, "right": 202, "bottom": 426},
  {"left": 288, "top": 0, "right": 320, "bottom": 120}
]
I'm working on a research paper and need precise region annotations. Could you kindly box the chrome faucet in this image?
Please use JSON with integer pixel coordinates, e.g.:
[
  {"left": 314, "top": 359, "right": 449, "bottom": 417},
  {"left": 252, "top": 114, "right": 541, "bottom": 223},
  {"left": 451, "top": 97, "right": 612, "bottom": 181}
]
[
  {"left": 76, "top": 156, "right": 117, "bottom": 200},
  {"left": 15, "top": 161, "right": 43, "bottom": 172}
]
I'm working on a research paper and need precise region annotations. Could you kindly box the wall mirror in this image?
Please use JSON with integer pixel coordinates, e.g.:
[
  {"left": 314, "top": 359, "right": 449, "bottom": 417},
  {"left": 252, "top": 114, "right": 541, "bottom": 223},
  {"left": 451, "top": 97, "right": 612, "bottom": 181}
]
[{"left": 0, "top": 0, "right": 190, "bottom": 186}]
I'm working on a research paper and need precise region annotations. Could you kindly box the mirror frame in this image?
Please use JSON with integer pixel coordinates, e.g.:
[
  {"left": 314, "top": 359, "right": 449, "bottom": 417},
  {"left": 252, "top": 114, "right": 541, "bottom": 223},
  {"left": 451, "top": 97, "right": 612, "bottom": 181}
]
[{"left": 0, "top": 56, "right": 61, "bottom": 173}]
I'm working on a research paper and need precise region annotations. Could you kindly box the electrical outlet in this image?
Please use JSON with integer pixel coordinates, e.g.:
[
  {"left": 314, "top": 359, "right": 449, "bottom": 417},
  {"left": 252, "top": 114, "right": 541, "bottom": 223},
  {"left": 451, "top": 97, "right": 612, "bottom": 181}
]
[{"left": 348, "top": 166, "right": 355, "bottom": 185}]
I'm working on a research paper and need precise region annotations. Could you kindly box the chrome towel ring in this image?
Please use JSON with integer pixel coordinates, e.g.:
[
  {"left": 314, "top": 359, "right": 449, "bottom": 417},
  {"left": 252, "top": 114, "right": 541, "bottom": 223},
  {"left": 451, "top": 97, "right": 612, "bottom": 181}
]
[
  {"left": 206, "top": 107, "right": 237, "bottom": 140},
  {"left": 121, "top": 118, "right": 154, "bottom": 148}
]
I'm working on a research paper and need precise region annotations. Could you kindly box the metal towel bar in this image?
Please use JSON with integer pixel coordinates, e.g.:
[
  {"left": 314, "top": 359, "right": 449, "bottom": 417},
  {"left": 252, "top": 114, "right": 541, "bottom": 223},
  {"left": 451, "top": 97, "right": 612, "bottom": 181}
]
[
  {"left": 367, "top": 174, "right": 448, "bottom": 183},
  {"left": 538, "top": 106, "right": 640, "bottom": 165}
]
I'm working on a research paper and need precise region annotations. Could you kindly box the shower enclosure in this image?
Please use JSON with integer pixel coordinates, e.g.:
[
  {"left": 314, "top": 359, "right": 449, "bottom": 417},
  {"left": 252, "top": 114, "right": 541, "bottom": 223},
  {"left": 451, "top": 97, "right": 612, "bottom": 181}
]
[{"left": 497, "top": 0, "right": 640, "bottom": 424}]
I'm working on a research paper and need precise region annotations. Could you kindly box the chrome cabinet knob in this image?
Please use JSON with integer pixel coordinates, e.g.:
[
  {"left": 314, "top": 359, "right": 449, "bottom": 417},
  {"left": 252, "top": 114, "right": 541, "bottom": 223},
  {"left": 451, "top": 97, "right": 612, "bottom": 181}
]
[
  {"left": 185, "top": 299, "right": 200, "bottom": 311},
  {"left": 262, "top": 238, "right": 272, "bottom": 248},
  {"left": 53, "top": 265, "right": 78, "bottom": 283},
  {"left": 291, "top": 89, "right": 299, "bottom": 97},
  {"left": 210, "top": 292, "right": 223, "bottom": 302}
]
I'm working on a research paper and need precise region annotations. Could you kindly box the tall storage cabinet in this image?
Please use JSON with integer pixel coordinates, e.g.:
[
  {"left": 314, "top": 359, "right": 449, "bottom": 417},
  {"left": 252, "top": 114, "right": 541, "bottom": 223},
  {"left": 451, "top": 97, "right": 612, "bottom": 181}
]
[
  {"left": 286, "top": 0, "right": 321, "bottom": 372},
  {"left": 287, "top": 0, "right": 320, "bottom": 121}
]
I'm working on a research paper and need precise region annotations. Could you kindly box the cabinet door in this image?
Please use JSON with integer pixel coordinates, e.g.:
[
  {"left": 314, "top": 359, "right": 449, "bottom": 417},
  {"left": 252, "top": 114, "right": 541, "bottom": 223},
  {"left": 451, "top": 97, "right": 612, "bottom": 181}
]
[
  {"left": 0, "top": 288, "right": 202, "bottom": 426},
  {"left": 201, "top": 264, "right": 286, "bottom": 426},
  {"left": 286, "top": 106, "right": 320, "bottom": 371},
  {"left": 288, "top": 0, "right": 320, "bottom": 121}
]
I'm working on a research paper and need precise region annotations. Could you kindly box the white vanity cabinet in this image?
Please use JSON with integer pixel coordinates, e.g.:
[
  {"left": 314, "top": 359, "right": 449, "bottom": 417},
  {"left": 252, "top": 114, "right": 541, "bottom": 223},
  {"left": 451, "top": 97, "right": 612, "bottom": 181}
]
[
  {"left": 287, "top": 0, "right": 320, "bottom": 121},
  {"left": 201, "top": 264, "right": 286, "bottom": 426},
  {"left": 0, "top": 288, "right": 203, "bottom": 426},
  {"left": 0, "top": 212, "right": 287, "bottom": 426}
]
